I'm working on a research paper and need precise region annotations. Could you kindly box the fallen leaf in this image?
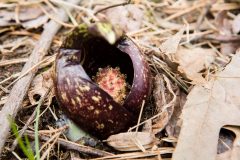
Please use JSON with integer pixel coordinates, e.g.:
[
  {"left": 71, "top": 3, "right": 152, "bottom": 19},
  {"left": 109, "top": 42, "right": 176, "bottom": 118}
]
[
  {"left": 159, "top": 29, "right": 184, "bottom": 71},
  {"left": 173, "top": 51, "right": 240, "bottom": 160},
  {"left": 28, "top": 69, "right": 54, "bottom": 105},
  {"left": 216, "top": 150, "right": 231, "bottom": 160},
  {"left": 215, "top": 11, "right": 240, "bottom": 55},
  {"left": 160, "top": 29, "right": 184, "bottom": 58},
  {"left": 165, "top": 90, "right": 186, "bottom": 138},
  {"left": 103, "top": 5, "right": 144, "bottom": 33},
  {"left": 176, "top": 47, "right": 216, "bottom": 84},
  {"left": 215, "top": 11, "right": 231, "bottom": 35},
  {"left": 106, "top": 132, "right": 155, "bottom": 151},
  {"left": 152, "top": 74, "right": 177, "bottom": 134},
  {"left": 160, "top": 30, "right": 216, "bottom": 84},
  {"left": 221, "top": 41, "right": 240, "bottom": 56},
  {"left": 232, "top": 14, "right": 240, "bottom": 34}
]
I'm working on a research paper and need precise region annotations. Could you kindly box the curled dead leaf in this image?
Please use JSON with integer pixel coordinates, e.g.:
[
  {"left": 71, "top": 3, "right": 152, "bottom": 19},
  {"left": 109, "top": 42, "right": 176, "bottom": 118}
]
[
  {"left": 28, "top": 69, "right": 54, "bottom": 105},
  {"left": 152, "top": 74, "right": 177, "bottom": 134},
  {"left": 175, "top": 47, "right": 216, "bottom": 84},
  {"left": 106, "top": 132, "right": 155, "bottom": 151},
  {"left": 160, "top": 30, "right": 216, "bottom": 84},
  {"left": 160, "top": 28, "right": 184, "bottom": 57},
  {"left": 165, "top": 90, "right": 186, "bottom": 138}
]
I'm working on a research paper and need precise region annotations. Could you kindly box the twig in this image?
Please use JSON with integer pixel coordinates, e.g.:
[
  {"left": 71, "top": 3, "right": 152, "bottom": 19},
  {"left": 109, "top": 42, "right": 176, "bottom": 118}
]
[
  {"left": 203, "top": 34, "right": 240, "bottom": 42},
  {"left": 91, "top": 148, "right": 174, "bottom": 160},
  {"left": 0, "top": 85, "right": 9, "bottom": 94},
  {"left": 39, "top": 4, "right": 75, "bottom": 28},
  {"left": 94, "top": 0, "right": 131, "bottom": 15},
  {"left": 195, "top": 0, "right": 216, "bottom": 31},
  {"left": 26, "top": 131, "right": 113, "bottom": 157},
  {"left": 164, "top": 2, "right": 206, "bottom": 21},
  {"left": 49, "top": 0, "right": 98, "bottom": 21},
  {"left": 6, "top": 55, "right": 55, "bottom": 89},
  {"left": 0, "top": 0, "right": 81, "bottom": 155},
  {"left": 0, "top": 58, "right": 28, "bottom": 67},
  {"left": 133, "top": 100, "right": 145, "bottom": 132},
  {"left": 40, "top": 132, "right": 61, "bottom": 160}
]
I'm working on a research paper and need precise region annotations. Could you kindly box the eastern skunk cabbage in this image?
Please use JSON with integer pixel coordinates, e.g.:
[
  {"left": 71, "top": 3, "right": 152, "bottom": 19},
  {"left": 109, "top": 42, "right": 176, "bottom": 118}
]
[{"left": 54, "top": 22, "right": 152, "bottom": 139}]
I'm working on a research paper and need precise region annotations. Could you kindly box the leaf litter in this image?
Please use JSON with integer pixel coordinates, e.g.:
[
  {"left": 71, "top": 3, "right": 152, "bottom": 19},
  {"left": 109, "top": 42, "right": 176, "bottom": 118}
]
[
  {"left": 1, "top": 0, "right": 240, "bottom": 159},
  {"left": 173, "top": 51, "right": 240, "bottom": 160}
]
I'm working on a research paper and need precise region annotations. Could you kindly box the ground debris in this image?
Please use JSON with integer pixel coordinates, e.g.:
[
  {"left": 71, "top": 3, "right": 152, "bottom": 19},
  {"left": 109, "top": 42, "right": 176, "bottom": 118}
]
[{"left": 1, "top": 0, "right": 240, "bottom": 159}]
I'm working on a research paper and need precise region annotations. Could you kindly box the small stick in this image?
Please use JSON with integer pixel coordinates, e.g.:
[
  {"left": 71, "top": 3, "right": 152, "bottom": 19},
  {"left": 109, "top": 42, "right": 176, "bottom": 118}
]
[
  {"left": 195, "top": 0, "right": 216, "bottom": 31},
  {"left": 94, "top": 0, "right": 131, "bottom": 15},
  {"left": 203, "top": 34, "right": 240, "bottom": 42},
  {"left": 0, "top": 58, "right": 28, "bottom": 67},
  {"left": 164, "top": 2, "right": 206, "bottom": 21},
  {"left": 0, "top": 0, "right": 81, "bottom": 155},
  {"left": 0, "top": 85, "right": 9, "bottom": 94},
  {"left": 26, "top": 131, "right": 114, "bottom": 157}
]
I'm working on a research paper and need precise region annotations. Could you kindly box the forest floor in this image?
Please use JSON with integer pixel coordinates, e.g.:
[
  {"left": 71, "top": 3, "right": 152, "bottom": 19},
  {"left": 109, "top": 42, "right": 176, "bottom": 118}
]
[{"left": 1, "top": 0, "right": 240, "bottom": 159}]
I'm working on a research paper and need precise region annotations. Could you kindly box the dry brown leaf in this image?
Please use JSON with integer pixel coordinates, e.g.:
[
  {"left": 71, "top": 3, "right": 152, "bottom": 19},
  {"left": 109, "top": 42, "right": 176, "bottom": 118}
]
[
  {"left": 106, "top": 132, "right": 155, "bottom": 151},
  {"left": 159, "top": 29, "right": 184, "bottom": 72},
  {"left": 103, "top": 5, "right": 144, "bottom": 33},
  {"left": 152, "top": 74, "right": 177, "bottom": 134},
  {"left": 160, "top": 28, "right": 184, "bottom": 58},
  {"left": 221, "top": 41, "right": 240, "bottom": 56},
  {"left": 165, "top": 90, "right": 186, "bottom": 138},
  {"left": 215, "top": 11, "right": 240, "bottom": 55},
  {"left": 232, "top": 14, "right": 240, "bottom": 34},
  {"left": 160, "top": 30, "right": 216, "bottom": 84},
  {"left": 175, "top": 47, "right": 216, "bottom": 84},
  {"left": 28, "top": 69, "right": 54, "bottom": 105},
  {"left": 215, "top": 11, "right": 231, "bottom": 35},
  {"left": 216, "top": 150, "right": 232, "bottom": 160},
  {"left": 173, "top": 51, "right": 240, "bottom": 160}
]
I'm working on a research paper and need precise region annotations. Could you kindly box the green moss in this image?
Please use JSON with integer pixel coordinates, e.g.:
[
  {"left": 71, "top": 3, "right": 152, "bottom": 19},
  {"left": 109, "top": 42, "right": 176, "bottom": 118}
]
[{"left": 62, "top": 24, "right": 90, "bottom": 48}]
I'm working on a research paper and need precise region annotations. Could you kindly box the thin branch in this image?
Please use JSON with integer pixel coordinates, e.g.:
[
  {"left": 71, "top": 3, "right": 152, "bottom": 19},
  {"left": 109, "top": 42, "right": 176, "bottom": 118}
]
[
  {"left": 26, "top": 131, "right": 113, "bottom": 157},
  {"left": 94, "top": 0, "right": 131, "bottom": 15},
  {"left": 203, "top": 34, "right": 240, "bottom": 42}
]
